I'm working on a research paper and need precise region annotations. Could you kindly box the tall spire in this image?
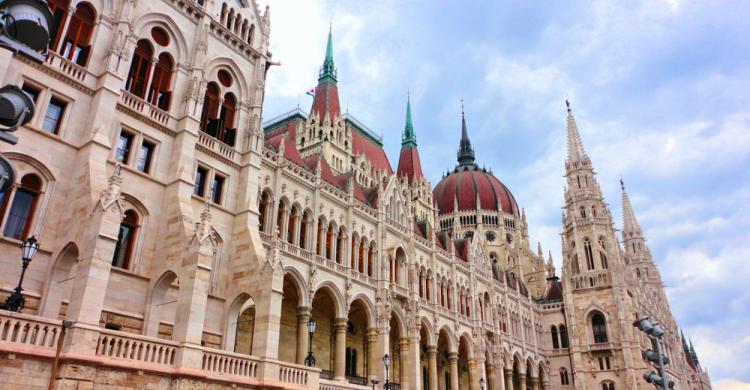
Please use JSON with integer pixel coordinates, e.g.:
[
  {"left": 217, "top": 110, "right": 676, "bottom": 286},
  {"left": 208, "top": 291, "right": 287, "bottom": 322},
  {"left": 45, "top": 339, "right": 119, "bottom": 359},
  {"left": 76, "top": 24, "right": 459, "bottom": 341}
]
[
  {"left": 565, "top": 100, "right": 588, "bottom": 164},
  {"left": 457, "top": 100, "right": 476, "bottom": 166},
  {"left": 319, "top": 24, "right": 337, "bottom": 83},
  {"left": 621, "top": 179, "right": 643, "bottom": 236},
  {"left": 402, "top": 93, "right": 417, "bottom": 148}
]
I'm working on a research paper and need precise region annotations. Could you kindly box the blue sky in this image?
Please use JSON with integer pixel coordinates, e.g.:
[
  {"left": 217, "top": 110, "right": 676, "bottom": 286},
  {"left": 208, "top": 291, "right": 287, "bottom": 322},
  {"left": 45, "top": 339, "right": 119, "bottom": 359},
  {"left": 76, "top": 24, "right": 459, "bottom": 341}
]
[{"left": 260, "top": 1, "right": 750, "bottom": 387}]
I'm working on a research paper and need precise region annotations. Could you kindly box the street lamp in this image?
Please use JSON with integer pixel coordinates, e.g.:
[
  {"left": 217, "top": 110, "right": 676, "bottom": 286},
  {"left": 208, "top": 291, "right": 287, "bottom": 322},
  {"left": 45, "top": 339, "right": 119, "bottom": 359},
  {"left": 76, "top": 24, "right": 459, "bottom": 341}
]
[
  {"left": 1, "top": 235, "right": 39, "bottom": 311},
  {"left": 305, "top": 317, "right": 317, "bottom": 367},
  {"left": 479, "top": 378, "right": 486, "bottom": 390},
  {"left": 0, "top": 0, "right": 54, "bottom": 60},
  {"left": 383, "top": 354, "right": 391, "bottom": 390},
  {"left": 633, "top": 316, "right": 674, "bottom": 389}
]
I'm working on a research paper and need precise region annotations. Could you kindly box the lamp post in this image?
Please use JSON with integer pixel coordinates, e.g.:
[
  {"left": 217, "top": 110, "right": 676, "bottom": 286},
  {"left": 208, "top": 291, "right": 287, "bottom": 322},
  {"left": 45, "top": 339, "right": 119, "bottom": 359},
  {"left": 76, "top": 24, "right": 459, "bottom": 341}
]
[
  {"left": 305, "top": 317, "right": 317, "bottom": 367},
  {"left": 1, "top": 236, "right": 39, "bottom": 311},
  {"left": 383, "top": 354, "right": 391, "bottom": 390},
  {"left": 634, "top": 316, "right": 674, "bottom": 389},
  {"left": 371, "top": 379, "right": 380, "bottom": 390},
  {"left": 480, "top": 377, "right": 486, "bottom": 390}
]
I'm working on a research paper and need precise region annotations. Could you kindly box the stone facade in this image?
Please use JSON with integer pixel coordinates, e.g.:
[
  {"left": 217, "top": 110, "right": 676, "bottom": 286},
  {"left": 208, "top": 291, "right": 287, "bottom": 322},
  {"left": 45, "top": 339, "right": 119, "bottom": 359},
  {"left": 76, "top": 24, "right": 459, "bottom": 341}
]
[{"left": 0, "top": 1, "right": 709, "bottom": 390}]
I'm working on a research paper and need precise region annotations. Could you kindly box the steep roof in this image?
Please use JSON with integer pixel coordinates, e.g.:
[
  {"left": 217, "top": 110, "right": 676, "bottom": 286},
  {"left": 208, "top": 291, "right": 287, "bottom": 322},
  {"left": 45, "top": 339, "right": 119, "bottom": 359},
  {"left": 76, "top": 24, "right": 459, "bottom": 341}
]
[
  {"left": 397, "top": 146, "right": 423, "bottom": 183},
  {"left": 351, "top": 129, "right": 393, "bottom": 175}
]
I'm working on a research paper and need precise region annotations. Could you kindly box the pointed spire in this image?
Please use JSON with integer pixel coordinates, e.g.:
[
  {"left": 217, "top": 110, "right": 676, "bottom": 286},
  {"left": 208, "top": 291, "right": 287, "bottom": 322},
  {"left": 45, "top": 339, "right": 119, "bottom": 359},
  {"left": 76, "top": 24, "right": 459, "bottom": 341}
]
[
  {"left": 319, "top": 24, "right": 337, "bottom": 82},
  {"left": 621, "top": 178, "right": 643, "bottom": 236},
  {"left": 565, "top": 99, "right": 588, "bottom": 164},
  {"left": 689, "top": 339, "right": 699, "bottom": 364},
  {"left": 402, "top": 92, "right": 417, "bottom": 148},
  {"left": 457, "top": 100, "right": 476, "bottom": 166}
]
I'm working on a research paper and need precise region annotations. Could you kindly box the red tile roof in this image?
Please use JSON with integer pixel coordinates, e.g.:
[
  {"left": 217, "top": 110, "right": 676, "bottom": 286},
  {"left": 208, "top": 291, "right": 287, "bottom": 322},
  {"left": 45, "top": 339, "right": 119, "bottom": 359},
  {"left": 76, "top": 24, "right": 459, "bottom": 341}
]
[
  {"left": 352, "top": 130, "right": 393, "bottom": 175},
  {"left": 433, "top": 168, "right": 517, "bottom": 215},
  {"left": 397, "top": 146, "right": 423, "bottom": 183},
  {"left": 310, "top": 81, "right": 340, "bottom": 124},
  {"left": 264, "top": 122, "right": 306, "bottom": 167}
]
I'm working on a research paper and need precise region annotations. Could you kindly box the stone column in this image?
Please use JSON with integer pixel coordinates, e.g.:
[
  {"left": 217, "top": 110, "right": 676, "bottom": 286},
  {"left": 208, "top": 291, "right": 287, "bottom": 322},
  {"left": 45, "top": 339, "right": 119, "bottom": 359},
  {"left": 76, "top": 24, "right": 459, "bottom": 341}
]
[
  {"left": 504, "top": 370, "right": 513, "bottom": 390},
  {"left": 352, "top": 238, "right": 360, "bottom": 270},
  {"left": 334, "top": 317, "right": 348, "bottom": 380},
  {"left": 530, "top": 377, "right": 540, "bottom": 390},
  {"left": 518, "top": 370, "right": 527, "bottom": 390},
  {"left": 330, "top": 231, "right": 338, "bottom": 261},
  {"left": 487, "top": 364, "right": 497, "bottom": 390},
  {"left": 320, "top": 226, "right": 328, "bottom": 257},
  {"left": 367, "top": 328, "right": 379, "bottom": 382},
  {"left": 468, "top": 359, "right": 477, "bottom": 390},
  {"left": 251, "top": 275, "right": 285, "bottom": 359},
  {"left": 296, "top": 306, "right": 311, "bottom": 364},
  {"left": 399, "top": 337, "right": 410, "bottom": 388},
  {"left": 449, "top": 352, "right": 459, "bottom": 390},
  {"left": 497, "top": 366, "right": 506, "bottom": 390},
  {"left": 428, "top": 346, "right": 439, "bottom": 390}
]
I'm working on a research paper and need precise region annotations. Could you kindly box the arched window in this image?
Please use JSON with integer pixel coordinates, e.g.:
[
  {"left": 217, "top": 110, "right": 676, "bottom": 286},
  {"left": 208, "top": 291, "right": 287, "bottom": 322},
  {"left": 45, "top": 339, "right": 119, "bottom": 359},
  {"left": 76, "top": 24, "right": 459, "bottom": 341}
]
[
  {"left": 125, "top": 40, "right": 154, "bottom": 98},
  {"left": 200, "top": 83, "right": 221, "bottom": 136},
  {"left": 584, "top": 239, "right": 595, "bottom": 270},
  {"left": 60, "top": 3, "right": 96, "bottom": 66},
  {"left": 560, "top": 368, "right": 569, "bottom": 385},
  {"left": 551, "top": 325, "right": 559, "bottom": 349},
  {"left": 112, "top": 210, "right": 138, "bottom": 269},
  {"left": 2, "top": 174, "right": 42, "bottom": 239},
  {"left": 601, "top": 382, "right": 615, "bottom": 390},
  {"left": 147, "top": 53, "right": 173, "bottom": 110},
  {"left": 48, "top": 0, "right": 72, "bottom": 51},
  {"left": 559, "top": 324, "right": 569, "bottom": 348},
  {"left": 580, "top": 206, "right": 586, "bottom": 218},
  {"left": 248, "top": 24, "right": 255, "bottom": 44},
  {"left": 592, "top": 313, "right": 608, "bottom": 343},
  {"left": 219, "top": 93, "right": 237, "bottom": 146}
]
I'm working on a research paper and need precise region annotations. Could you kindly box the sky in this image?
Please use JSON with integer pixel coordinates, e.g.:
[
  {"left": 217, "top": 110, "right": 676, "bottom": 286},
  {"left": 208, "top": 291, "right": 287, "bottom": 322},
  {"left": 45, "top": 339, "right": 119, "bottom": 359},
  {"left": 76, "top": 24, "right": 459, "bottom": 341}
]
[{"left": 259, "top": 1, "right": 750, "bottom": 387}]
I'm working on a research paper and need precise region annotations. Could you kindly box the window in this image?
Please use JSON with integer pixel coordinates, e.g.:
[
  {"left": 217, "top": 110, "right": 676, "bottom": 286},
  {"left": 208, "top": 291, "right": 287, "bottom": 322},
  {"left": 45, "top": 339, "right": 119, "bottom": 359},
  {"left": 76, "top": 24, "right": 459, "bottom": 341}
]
[
  {"left": 112, "top": 210, "right": 138, "bottom": 269},
  {"left": 136, "top": 140, "right": 155, "bottom": 173},
  {"left": 60, "top": 3, "right": 95, "bottom": 66},
  {"left": 600, "top": 252, "right": 608, "bottom": 269},
  {"left": 560, "top": 368, "right": 569, "bottom": 385},
  {"left": 147, "top": 53, "right": 173, "bottom": 110},
  {"left": 584, "top": 239, "right": 595, "bottom": 270},
  {"left": 598, "top": 356, "right": 611, "bottom": 370},
  {"left": 2, "top": 174, "right": 42, "bottom": 240},
  {"left": 218, "top": 93, "right": 237, "bottom": 146},
  {"left": 115, "top": 131, "right": 134, "bottom": 163},
  {"left": 125, "top": 40, "right": 154, "bottom": 98},
  {"left": 551, "top": 326, "right": 559, "bottom": 349},
  {"left": 194, "top": 166, "right": 208, "bottom": 196},
  {"left": 21, "top": 84, "right": 40, "bottom": 104},
  {"left": 211, "top": 174, "right": 225, "bottom": 204},
  {"left": 601, "top": 382, "right": 615, "bottom": 390},
  {"left": 200, "top": 83, "right": 221, "bottom": 136},
  {"left": 48, "top": 0, "right": 71, "bottom": 51},
  {"left": 560, "top": 324, "right": 569, "bottom": 348},
  {"left": 592, "top": 313, "right": 608, "bottom": 343},
  {"left": 42, "top": 97, "right": 67, "bottom": 134}
]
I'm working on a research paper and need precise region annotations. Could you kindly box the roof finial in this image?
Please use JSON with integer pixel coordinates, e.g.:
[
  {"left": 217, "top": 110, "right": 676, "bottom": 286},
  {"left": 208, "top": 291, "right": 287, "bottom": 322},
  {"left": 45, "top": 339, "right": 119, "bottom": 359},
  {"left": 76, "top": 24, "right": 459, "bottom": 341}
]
[
  {"left": 319, "top": 24, "right": 337, "bottom": 82},
  {"left": 402, "top": 91, "right": 416, "bottom": 148},
  {"left": 565, "top": 98, "right": 571, "bottom": 113},
  {"left": 620, "top": 175, "right": 625, "bottom": 190},
  {"left": 457, "top": 99, "right": 476, "bottom": 167},
  {"left": 461, "top": 98, "right": 465, "bottom": 118}
]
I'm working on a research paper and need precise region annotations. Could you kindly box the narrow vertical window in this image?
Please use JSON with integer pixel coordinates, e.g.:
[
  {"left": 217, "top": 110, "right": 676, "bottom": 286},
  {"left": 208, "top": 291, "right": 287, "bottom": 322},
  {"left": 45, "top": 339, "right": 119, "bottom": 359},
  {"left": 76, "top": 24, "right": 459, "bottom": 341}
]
[
  {"left": 585, "top": 240, "right": 595, "bottom": 270},
  {"left": 200, "top": 83, "right": 221, "bottom": 136},
  {"left": 42, "top": 97, "right": 67, "bottom": 134},
  {"left": 148, "top": 53, "right": 173, "bottom": 110},
  {"left": 115, "top": 131, "right": 134, "bottom": 163},
  {"left": 219, "top": 93, "right": 237, "bottom": 146},
  {"left": 125, "top": 40, "right": 154, "bottom": 98},
  {"left": 194, "top": 166, "right": 208, "bottom": 196},
  {"left": 136, "top": 140, "right": 155, "bottom": 173},
  {"left": 112, "top": 210, "right": 138, "bottom": 269},
  {"left": 551, "top": 326, "right": 559, "bottom": 349},
  {"left": 48, "top": 0, "right": 72, "bottom": 51},
  {"left": 2, "top": 174, "right": 41, "bottom": 239},
  {"left": 21, "top": 84, "right": 40, "bottom": 105},
  {"left": 211, "top": 174, "right": 225, "bottom": 204},
  {"left": 592, "top": 313, "right": 608, "bottom": 343},
  {"left": 60, "top": 3, "right": 96, "bottom": 66}
]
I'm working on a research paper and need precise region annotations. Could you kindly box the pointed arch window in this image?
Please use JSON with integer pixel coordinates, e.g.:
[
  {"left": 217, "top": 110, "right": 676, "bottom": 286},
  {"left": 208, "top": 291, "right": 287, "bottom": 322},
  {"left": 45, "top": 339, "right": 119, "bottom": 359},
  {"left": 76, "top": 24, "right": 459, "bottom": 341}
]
[
  {"left": 560, "top": 368, "right": 569, "bottom": 385},
  {"left": 125, "top": 40, "right": 154, "bottom": 98},
  {"left": 592, "top": 313, "right": 608, "bottom": 343},
  {"left": 551, "top": 325, "right": 559, "bottom": 349},
  {"left": 584, "top": 239, "right": 595, "bottom": 270},
  {"left": 60, "top": 3, "right": 96, "bottom": 66},
  {"left": 219, "top": 93, "right": 237, "bottom": 146},
  {"left": 200, "top": 82, "right": 221, "bottom": 135},
  {"left": 48, "top": 0, "right": 71, "bottom": 52},
  {"left": 112, "top": 210, "right": 138, "bottom": 269},
  {"left": 559, "top": 324, "right": 569, "bottom": 348},
  {"left": 2, "top": 174, "right": 42, "bottom": 240},
  {"left": 147, "top": 53, "right": 173, "bottom": 110}
]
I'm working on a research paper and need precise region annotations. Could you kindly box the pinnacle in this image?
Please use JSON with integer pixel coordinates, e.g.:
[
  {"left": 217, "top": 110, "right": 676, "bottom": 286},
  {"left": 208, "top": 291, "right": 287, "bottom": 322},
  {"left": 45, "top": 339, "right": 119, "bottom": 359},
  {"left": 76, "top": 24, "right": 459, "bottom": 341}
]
[
  {"left": 565, "top": 100, "right": 588, "bottom": 164},
  {"left": 621, "top": 179, "right": 642, "bottom": 235},
  {"left": 402, "top": 94, "right": 417, "bottom": 148}
]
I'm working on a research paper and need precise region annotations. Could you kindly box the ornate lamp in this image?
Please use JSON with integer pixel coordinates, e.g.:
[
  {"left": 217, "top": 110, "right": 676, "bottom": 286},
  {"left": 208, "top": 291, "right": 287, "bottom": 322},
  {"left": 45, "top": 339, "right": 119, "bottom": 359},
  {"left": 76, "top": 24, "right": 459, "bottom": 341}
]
[
  {"left": 305, "top": 317, "right": 317, "bottom": 366},
  {"left": 1, "top": 236, "right": 40, "bottom": 311}
]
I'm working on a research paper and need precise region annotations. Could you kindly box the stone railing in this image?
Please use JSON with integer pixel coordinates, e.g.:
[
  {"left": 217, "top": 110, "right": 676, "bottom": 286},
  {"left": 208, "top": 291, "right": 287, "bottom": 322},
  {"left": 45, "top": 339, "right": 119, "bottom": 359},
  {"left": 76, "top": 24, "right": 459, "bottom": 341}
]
[
  {"left": 119, "top": 89, "right": 172, "bottom": 128},
  {"left": 197, "top": 130, "right": 236, "bottom": 160},
  {"left": 278, "top": 361, "right": 312, "bottom": 386},
  {"left": 0, "top": 310, "right": 62, "bottom": 352},
  {"left": 202, "top": 348, "right": 260, "bottom": 378},
  {"left": 96, "top": 329, "right": 178, "bottom": 366},
  {"left": 44, "top": 51, "right": 91, "bottom": 85},
  {"left": 320, "top": 379, "right": 371, "bottom": 390}
]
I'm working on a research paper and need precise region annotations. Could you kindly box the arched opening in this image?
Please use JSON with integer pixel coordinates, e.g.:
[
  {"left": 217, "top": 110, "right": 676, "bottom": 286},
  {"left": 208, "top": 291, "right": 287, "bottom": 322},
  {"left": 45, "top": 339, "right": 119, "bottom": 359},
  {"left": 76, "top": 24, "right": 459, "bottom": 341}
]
[
  {"left": 591, "top": 312, "right": 608, "bottom": 343},
  {"left": 258, "top": 190, "right": 273, "bottom": 234},
  {"left": 217, "top": 92, "right": 237, "bottom": 146},
  {"left": 538, "top": 364, "right": 546, "bottom": 390},
  {"left": 200, "top": 82, "right": 221, "bottom": 137},
  {"left": 437, "top": 329, "right": 453, "bottom": 390},
  {"left": 60, "top": 2, "right": 95, "bottom": 66},
  {"left": 112, "top": 210, "right": 138, "bottom": 270},
  {"left": 311, "top": 287, "right": 339, "bottom": 377},
  {"left": 40, "top": 243, "right": 79, "bottom": 318},
  {"left": 287, "top": 204, "right": 300, "bottom": 245},
  {"left": 147, "top": 52, "right": 174, "bottom": 110},
  {"left": 316, "top": 217, "right": 327, "bottom": 256},
  {"left": 512, "top": 356, "right": 522, "bottom": 390},
  {"left": 232, "top": 296, "right": 255, "bottom": 354},
  {"left": 457, "top": 336, "right": 472, "bottom": 390},
  {"left": 559, "top": 324, "right": 569, "bottom": 348},
  {"left": 2, "top": 173, "right": 42, "bottom": 239},
  {"left": 276, "top": 199, "right": 289, "bottom": 239},
  {"left": 278, "top": 273, "right": 301, "bottom": 363},
  {"left": 47, "top": 0, "right": 72, "bottom": 51},
  {"left": 559, "top": 367, "right": 569, "bottom": 386},
  {"left": 394, "top": 247, "right": 406, "bottom": 286},
  {"left": 326, "top": 221, "right": 336, "bottom": 261},
  {"left": 551, "top": 325, "right": 559, "bottom": 349},
  {"left": 584, "top": 239, "right": 595, "bottom": 270},
  {"left": 525, "top": 360, "right": 534, "bottom": 390},
  {"left": 389, "top": 313, "right": 405, "bottom": 388},
  {"left": 143, "top": 271, "right": 179, "bottom": 339},
  {"left": 300, "top": 210, "right": 313, "bottom": 250},
  {"left": 125, "top": 39, "right": 154, "bottom": 98},
  {"left": 367, "top": 242, "right": 375, "bottom": 278},
  {"left": 336, "top": 227, "right": 346, "bottom": 264},
  {"left": 346, "top": 299, "right": 371, "bottom": 384}
]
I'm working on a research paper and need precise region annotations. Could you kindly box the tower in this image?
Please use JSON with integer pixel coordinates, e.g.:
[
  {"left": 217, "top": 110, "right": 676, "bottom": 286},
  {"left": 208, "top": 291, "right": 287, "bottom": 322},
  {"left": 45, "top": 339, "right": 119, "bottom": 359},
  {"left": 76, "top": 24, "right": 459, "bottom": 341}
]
[
  {"left": 559, "top": 101, "right": 642, "bottom": 389},
  {"left": 396, "top": 95, "right": 432, "bottom": 222}
]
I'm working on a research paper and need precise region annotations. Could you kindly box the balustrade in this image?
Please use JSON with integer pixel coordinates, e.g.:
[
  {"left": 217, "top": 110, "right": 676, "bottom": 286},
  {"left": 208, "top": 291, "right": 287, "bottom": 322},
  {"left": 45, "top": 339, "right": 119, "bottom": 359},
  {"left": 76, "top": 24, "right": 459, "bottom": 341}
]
[
  {"left": 0, "top": 311, "right": 61, "bottom": 350},
  {"left": 96, "top": 330, "right": 178, "bottom": 366}
]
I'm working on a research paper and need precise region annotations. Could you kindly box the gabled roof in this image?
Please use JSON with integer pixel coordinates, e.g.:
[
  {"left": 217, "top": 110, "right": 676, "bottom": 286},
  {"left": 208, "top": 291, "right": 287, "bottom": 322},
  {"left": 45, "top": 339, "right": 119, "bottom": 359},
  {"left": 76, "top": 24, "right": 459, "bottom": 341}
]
[
  {"left": 351, "top": 129, "right": 393, "bottom": 175},
  {"left": 397, "top": 146, "right": 423, "bottom": 184},
  {"left": 264, "top": 121, "right": 305, "bottom": 167}
]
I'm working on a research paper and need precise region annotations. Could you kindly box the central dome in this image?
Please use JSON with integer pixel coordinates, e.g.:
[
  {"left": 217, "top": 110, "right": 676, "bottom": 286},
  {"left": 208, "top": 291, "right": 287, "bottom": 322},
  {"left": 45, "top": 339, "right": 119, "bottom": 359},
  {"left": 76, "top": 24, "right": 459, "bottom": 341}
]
[{"left": 432, "top": 109, "right": 518, "bottom": 216}]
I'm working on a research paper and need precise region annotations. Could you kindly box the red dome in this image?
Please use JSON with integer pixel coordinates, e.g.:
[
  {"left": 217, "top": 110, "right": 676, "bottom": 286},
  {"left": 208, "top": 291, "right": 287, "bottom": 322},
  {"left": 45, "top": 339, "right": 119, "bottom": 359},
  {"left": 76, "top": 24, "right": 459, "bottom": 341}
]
[{"left": 433, "top": 166, "right": 518, "bottom": 215}]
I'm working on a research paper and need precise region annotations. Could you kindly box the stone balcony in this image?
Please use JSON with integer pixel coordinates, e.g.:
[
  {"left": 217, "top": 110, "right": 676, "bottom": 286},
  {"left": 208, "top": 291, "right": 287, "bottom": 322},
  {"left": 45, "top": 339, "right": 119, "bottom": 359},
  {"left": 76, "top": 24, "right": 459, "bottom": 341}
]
[{"left": 0, "top": 309, "right": 320, "bottom": 389}]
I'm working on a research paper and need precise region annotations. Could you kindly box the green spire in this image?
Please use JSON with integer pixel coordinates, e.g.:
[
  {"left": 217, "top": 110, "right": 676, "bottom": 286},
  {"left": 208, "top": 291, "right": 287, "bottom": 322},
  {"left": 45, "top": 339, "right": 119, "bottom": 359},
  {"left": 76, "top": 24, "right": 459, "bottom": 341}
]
[
  {"left": 318, "top": 25, "right": 337, "bottom": 83},
  {"left": 402, "top": 94, "right": 417, "bottom": 148}
]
